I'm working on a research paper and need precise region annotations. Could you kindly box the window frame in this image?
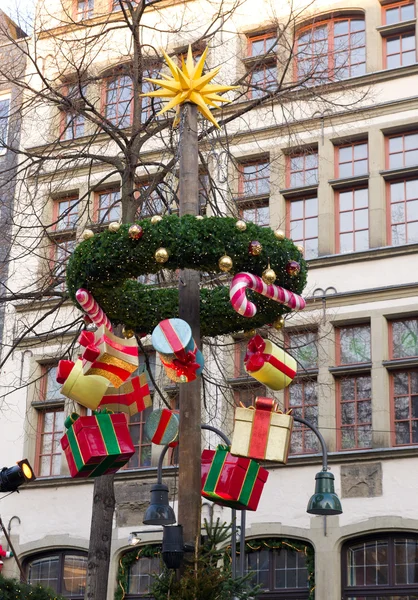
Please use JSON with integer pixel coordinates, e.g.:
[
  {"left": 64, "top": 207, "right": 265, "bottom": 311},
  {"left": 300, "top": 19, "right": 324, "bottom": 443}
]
[
  {"left": 73, "top": 0, "right": 94, "bottom": 21},
  {"left": 53, "top": 195, "right": 79, "bottom": 232},
  {"left": 94, "top": 188, "right": 121, "bottom": 225},
  {"left": 285, "top": 195, "right": 319, "bottom": 259},
  {"left": 336, "top": 373, "right": 372, "bottom": 451},
  {"left": 34, "top": 405, "right": 65, "bottom": 478},
  {"left": 335, "top": 186, "right": 370, "bottom": 254},
  {"left": 295, "top": 16, "right": 367, "bottom": 84},
  {"left": 341, "top": 533, "right": 418, "bottom": 598},
  {"left": 286, "top": 151, "right": 319, "bottom": 189},
  {"left": 383, "top": 30, "right": 417, "bottom": 69},
  {"left": 383, "top": 0, "right": 416, "bottom": 25},
  {"left": 386, "top": 131, "right": 418, "bottom": 170},
  {"left": 386, "top": 176, "right": 418, "bottom": 246},
  {"left": 390, "top": 368, "right": 418, "bottom": 446},
  {"left": 24, "top": 549, "right": 88, "bottom": 599},
  {"left": 102, "top": 71, "right": 133, "bottom": 128},
  {"left": 245, "top": 31, "right": 278, "bottom": 99},
  {"left": 335, "top": 141, "right": 369, "bottom": 179},
  {"left": 0, "top": 92, "right": 11, "bottom": 155},
  {"left": 123, "top": 547, "right": 161, "bottom": 599}
]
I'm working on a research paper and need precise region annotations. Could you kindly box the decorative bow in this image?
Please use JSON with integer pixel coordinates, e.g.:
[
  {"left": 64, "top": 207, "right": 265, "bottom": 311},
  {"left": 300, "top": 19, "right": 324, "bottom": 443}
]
[
  {"left": 244, "top": 335, "right": 268, "bottom": 371},
  {"left": 168, "top": 348, "right": 200, "bottom": 380}
]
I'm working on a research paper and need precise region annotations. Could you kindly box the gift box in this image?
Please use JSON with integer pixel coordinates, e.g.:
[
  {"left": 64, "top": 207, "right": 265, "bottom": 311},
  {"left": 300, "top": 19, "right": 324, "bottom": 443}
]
[
  {"left": 57, "top": 359, "right": 110, "bottom": 410},
  {"left": 244, "top": 335, "right": 296, "bottom": 391},
  {"left": 230, "top": 397, "right": 293, "bottom": 463},
  {"left": 145, "top": 408, "right": 179, "bottom": 447},
  {"left": 152, "top": 318, "right": 204, "bottom": 382},
  {"left": 201, "top": 445, "right": 269, "bottom": 511},
  {"left": 80, "top": 326, "right": 139, "bottom": 388},
  {"left": 98, "top": 372, "right": 151, "bottom": 415},
  {"left": 61, "top": 411, "right": 135, "bottom": 478}
]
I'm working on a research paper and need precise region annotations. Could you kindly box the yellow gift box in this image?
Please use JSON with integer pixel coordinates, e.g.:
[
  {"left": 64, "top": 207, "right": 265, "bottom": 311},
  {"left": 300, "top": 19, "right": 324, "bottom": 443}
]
[
  {"left": 230, "top": 397, "right": 293, "bottom": 463},
  {"left": 244, "top": 335, "right": 297, "bottom": 391}
]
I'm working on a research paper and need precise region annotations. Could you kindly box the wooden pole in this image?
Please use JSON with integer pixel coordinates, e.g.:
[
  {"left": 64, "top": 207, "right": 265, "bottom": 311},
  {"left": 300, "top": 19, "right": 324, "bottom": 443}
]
[{"left": 177, "top": 103, "right": 201, "bottom": 548}]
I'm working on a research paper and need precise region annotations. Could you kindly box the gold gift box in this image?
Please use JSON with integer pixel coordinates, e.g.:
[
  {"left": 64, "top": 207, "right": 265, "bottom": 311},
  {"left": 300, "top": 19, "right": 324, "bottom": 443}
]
[{"left": 230, "top": 399, "right": 293, "bottom": 463}]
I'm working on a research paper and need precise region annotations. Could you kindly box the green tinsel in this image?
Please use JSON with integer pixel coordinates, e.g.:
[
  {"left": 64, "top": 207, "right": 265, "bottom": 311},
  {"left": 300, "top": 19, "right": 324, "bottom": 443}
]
[{"left": 66, "top": 215, "right": 308, "bottom": 337}]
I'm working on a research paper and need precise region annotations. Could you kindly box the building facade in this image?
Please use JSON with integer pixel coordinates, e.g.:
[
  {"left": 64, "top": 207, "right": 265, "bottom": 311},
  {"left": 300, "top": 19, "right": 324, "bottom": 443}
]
[{"left": 0, "top": 0, "right": 418, "bottom": 598}]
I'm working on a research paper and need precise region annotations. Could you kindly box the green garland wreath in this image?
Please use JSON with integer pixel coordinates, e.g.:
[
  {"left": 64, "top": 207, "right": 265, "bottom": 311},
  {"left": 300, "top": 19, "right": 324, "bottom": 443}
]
[
  {"left": 66, "top": 215, "right": 308, "bottom": 337},
  {"left": 114, "top": 544, "right": 161, "bottom": 600},
  {"left": 230, "top": 537, "right": 315, "bottom": 600}
]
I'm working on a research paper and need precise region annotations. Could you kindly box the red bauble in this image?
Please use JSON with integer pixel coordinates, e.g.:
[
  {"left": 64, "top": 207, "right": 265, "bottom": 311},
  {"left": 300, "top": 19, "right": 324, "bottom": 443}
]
[
  {"left": 248, "top": 240, "right": 263, "bottom": 256},
  {"left": 128, "top": 224, "right": 144, "bottom": 240},
  {"left": 286, "top": 260, "right": 301, "bottom": 277}
]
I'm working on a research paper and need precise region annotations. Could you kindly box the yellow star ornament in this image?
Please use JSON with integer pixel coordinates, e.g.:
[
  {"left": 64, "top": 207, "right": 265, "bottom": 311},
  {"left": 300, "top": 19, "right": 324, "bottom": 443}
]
[{"left": 141, "top": 45, "right": 238, "bottom": 129}]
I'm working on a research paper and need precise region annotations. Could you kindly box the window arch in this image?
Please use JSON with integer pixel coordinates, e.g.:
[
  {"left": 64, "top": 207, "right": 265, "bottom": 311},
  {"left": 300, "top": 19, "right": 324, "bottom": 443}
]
[
  {"left": 296, "top": 16, "right": 366, "bottom": 84},
  {"left": 118, "top": 546, "right": 161, "bottom": 599},
  {"left": 342, "top": 533, "right": 418, "bottom": 598},
  {"left": 244, "top": 538, "right": 314, "bottom": 598},
  {"left": 24, "top": 549, "right": 87, "bottom": 599}
]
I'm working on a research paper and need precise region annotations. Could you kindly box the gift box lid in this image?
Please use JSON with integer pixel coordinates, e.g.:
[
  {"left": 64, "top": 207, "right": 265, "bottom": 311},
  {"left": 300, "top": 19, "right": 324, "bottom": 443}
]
[
  {"left": 235, "top": 399, "right": 293, "bottom": 428},
  {"left": 152, "top": 318, "right": 194, "bottom": 356},
  {"left": 145, "top": 408, "right": 179, "bottom": 445}
]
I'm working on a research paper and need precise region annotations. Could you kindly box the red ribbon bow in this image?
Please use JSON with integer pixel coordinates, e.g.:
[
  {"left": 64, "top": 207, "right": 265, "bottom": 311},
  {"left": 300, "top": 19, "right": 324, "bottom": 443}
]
[
  {"left": 172, "top": 349, "right": 200, "bottom": 379},
  {"left": 244, "top": 335, "right": 268, "bottom": 371}
]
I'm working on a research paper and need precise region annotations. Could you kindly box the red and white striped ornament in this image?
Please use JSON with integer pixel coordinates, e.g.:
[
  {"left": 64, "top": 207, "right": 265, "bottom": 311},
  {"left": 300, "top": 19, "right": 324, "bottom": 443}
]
[
  {"left": 76, "top": 288, "right": 113, "bottom": 331},
  {"left": 229, "top": 272, "right": 306, "bottom": 318}
]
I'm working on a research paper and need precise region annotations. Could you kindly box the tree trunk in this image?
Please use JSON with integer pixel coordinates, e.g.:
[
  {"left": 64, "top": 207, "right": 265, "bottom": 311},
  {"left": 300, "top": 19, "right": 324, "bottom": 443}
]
[
  {"left": 177, "top": 103, "right": 202, "bottom": 548},
  {"left": 85, "top": 474, "right": 116, "bottom": 600}
]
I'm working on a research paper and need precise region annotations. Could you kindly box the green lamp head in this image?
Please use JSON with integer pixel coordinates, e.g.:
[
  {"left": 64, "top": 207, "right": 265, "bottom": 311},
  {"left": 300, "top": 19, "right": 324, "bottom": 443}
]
[
  {"left": 307, "top": 471, "right": 343, "bottom": 516},
  {"left": 143, "top": 483, "right": 176, "bottom": 526}
]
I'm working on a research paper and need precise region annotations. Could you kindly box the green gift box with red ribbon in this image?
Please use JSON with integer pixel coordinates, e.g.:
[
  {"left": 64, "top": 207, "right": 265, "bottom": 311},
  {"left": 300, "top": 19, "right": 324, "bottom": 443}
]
[
  {"left": 201, "top": 445, "right": 268, "bottom": 511},
  {"left": 61, "top": 411, "right": 135, "bottom": 478}
]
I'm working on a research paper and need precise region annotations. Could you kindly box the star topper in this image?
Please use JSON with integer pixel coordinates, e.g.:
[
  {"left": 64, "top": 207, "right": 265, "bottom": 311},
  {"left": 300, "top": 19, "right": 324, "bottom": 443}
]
[{"left": 141, "top": 45, "right": 238, "bottom": 129}]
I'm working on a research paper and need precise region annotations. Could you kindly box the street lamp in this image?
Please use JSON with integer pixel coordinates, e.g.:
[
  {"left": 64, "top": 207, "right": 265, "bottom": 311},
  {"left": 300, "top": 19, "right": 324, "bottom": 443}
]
[
  {"left": 0, "top": 459, "right": 36, "bottom": 493},
  {"left": 143, "top": 445, "right": 176, "bottom": 526}
]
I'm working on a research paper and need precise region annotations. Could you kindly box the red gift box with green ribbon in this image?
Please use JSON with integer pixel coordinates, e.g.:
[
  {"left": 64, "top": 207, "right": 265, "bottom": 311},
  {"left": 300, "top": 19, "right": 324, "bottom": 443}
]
[
  {"left": 201, "top": 445, "right": 268, "bottom": 511},
  {"left": 61, "top": 411, "right": 135, "bottom": 478}
]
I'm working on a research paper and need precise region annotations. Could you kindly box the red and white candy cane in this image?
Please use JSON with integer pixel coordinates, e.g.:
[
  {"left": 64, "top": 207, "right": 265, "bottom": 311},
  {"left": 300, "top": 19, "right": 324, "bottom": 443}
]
[
  {"left": 76, "top": 288, "right": 113, "bottom": 331},
  {"left": 230, "top": 272, "right": 306, "bottom": 318}
]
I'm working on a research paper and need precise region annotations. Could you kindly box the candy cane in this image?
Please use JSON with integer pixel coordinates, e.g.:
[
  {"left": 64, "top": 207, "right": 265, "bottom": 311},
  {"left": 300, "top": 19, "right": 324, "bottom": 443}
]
[
  {"left": 229, "top": 272, "right": 306, "bottom": 318},
  {"left": 76, "top": 288, "right": 113, "bottom": 331}
]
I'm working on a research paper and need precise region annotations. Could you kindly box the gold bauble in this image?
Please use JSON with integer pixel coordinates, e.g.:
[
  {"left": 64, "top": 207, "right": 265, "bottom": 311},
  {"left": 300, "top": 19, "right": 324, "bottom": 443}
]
[
  {"left": 262, "top": 267, "right": 276, "bottom": 285},
  {"left": 109, "top": 221, "right": 121, "bottom": 232},
  {"left": 273, "top": 316, "right": 285, "bottom": 330},
  {"left": 235, "top": 220, "right": 247, "bottom": 232},
  {"left": 82, "top": 229, "right": 94, "bottom": 240},
  {"left": 151, "top": 215, "right": 163, "bottom": 224},
  {"left": 218, "top": 255, "right": 233, "bottom": 272},
  {"left": 179, "top": 374, "right": 188, "bottom": 383},
  {"left": 296, "top": 245, "right": 304, "bottom": 255},
  {"left": 122, "top": 326, "right": 135, "bottom": 339},
  {"left": 244, "top": 329, "right": 256, "bottom": 338},
  {"left": 274, "top": 228, "right": 285, "bottom": 241},
  {"left": 155, "top": 247, "right": 169, "bottom": 263},
  {"left": 196, "top": 215, "right": 204, "bottom": 220}
]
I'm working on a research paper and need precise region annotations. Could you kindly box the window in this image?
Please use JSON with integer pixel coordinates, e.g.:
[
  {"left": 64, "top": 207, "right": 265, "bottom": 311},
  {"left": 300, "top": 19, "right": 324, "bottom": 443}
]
[
  {"left": 389, "top": 319, "right": 418, "bottom": 446},
  {"left": 246, "top": 32, "right": 278, "bottom": 98},
  {"left": 388, "top": 178, "right": 418, "bottom": 245},
  {"left": 387, "top": 132, "right": 418, "bottom": 169},
  {"left": 0, "top": 94, "right": 11, "bottom": 153},
  {"left": 96, "top": 189, "right": 121, "bottom": 224},
  {"left": 125, "top": 551, "right": 160, "bottom": 599},
  {"left": 238, "top": 160, "right": 270, "bottom": 227},
  {"left": 104, "top": 73, "right": 133, "bottom": 128},
  {"left": 342, "top": 534, "right": 418, "bottom": 598},
  {"left": 384, "top": 32, "right": 416, "bottom": 68},
  {"left": 287, "top": 196, "right": 318, "bottom": 259},
  {"left": 126, "top": 353, "right": 155, "bottom": 469},
  {"left": 141, "top": 66, "right": 163, "bottom": 123},
  {"left": 246, "top": 539, "right": 313, "bottom": 597},
  {"left": 54, "top": 197, "right": 79, "bottom": 231},
  {"left": 337, "top": 324, "right": 372, "bottom": 365},
  {"left": 61, "top": 84, "right": 86, "bottom": 140},
  {"left": 287, "top": 151, "right": 318, "bottom": 188},
  {"left": 337, "top": 188, "right": 369, "bottom": 253},
  {"left": 135, "top": 183, "right": 165, "bottom": 218},
  {"left": 35, "top": 365, "right": 65, "bottom": 478},
  {"left": 286, "top": 331, "right": 318, "bottom": 454},
  {"left": 26, "top": 550, "right": 87, "bottom": 598},
  {"left": 297, "top": 17, "right": 366, "bottom": 84},
  {"left": 51, "top": 238, "right": 77, "bottom": 290},
  {"left": 75, "top": 0, "right": 93, "bottom": 20},
  {"left": 337, "top": 142, "right": 368, "bottom": 178},
  {"left": 336, "top": 325, "right": 372, "bottom": 450},
  {"left": 239, "top": 160, "right": 270, "bottom": 197},
  {"left": 384, "top": 0, "right": 415, "bottom": 24}
]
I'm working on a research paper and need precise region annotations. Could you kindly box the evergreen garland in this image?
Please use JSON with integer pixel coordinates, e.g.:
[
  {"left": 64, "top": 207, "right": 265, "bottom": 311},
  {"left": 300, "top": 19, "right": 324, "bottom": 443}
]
[
  {"left": 66, "top": 215, "right": 308, "bottom": 337},
  {"left": 0, "top": 574, "right": 65, "bottom": 600},
  {"left": 114, "top": 544, "right": 161, "bottom": 600}
]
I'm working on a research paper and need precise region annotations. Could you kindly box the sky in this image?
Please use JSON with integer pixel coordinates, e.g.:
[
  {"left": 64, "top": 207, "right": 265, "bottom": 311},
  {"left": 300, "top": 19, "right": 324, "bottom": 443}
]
[{"left": 2, "top": 0, "right": 35, "bottom": 29}]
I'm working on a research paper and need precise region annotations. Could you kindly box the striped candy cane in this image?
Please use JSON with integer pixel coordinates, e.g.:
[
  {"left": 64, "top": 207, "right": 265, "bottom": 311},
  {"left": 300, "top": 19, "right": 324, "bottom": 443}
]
[
  {"left": 76, "top": 288, "right": 113, "bottom": 331},
  {"left": 229, "top": 272, "right": 306, "bottom": 318}
]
